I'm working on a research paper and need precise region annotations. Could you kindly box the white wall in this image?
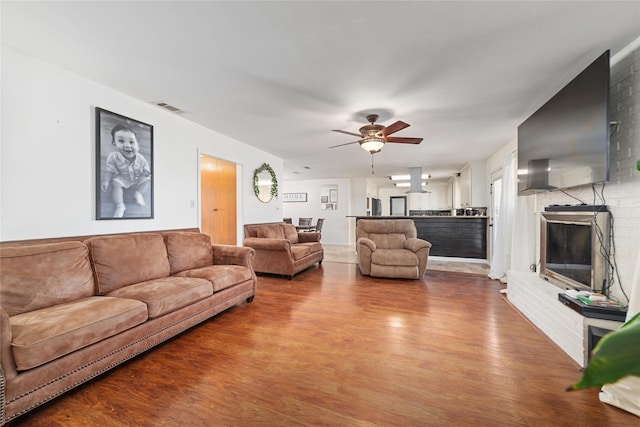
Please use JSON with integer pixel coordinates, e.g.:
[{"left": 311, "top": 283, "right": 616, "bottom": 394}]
[
  {"left": 497, "top": 41, "right": 640, "bottom": 306},
  {"left": 281, "top": 178, "right": 351, "bottom": 245},
  {"left": 486, "top": 139, "right": 517, "bottom": 177},
  {"left": 1, "top": 47, "right": 284, "bottom": 242}
]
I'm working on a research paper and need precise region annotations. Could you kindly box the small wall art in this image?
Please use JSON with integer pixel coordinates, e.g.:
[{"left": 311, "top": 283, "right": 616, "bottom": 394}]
[
  {"left": 320, "top": 184, "right": 338, "bottom": 210},
  {"left": 283, "top": 192, "right": 308, "bottom": 202}
]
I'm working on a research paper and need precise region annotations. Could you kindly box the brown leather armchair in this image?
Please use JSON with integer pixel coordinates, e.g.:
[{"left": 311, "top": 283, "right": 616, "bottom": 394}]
[{"left": 356, "top": 219, "right": 431, "bottom": 279}]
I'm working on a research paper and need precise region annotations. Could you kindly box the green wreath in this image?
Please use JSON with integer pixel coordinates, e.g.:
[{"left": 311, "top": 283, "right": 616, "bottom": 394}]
[{"left": 253, "top": 162, "right": 278, "bottom": 199}]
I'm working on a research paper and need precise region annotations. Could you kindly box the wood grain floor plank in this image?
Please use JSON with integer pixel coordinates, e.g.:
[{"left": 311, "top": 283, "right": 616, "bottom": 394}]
[{"left": 7, "top": 262, "right": 638, "bottom": 426}]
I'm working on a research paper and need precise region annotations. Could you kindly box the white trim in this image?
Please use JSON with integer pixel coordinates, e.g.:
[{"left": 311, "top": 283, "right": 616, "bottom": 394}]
[{"left": 611, "top": 36, "right": 640, "bottom": 66}]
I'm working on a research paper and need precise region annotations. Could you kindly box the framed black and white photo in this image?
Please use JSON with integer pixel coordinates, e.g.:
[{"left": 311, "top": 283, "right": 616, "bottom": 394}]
[{"left": 96, "top": 107, "right": 153, "bottom": 219}]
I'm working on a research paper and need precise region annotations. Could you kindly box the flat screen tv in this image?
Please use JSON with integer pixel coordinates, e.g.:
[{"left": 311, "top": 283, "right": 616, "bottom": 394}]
[{"left": 517, "top": 51, "right": 610, "bottom": 196}]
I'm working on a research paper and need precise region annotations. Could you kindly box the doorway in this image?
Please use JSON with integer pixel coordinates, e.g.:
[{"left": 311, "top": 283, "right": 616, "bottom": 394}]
[
  {"left": 489, "top": 170, "right": 503, "bottom": 263},
  {"left": 200, "top": 154, "right": 237, "bottom": 245},
  {"left": 390, "top": 196, "right": 407, "bottom": 216}
]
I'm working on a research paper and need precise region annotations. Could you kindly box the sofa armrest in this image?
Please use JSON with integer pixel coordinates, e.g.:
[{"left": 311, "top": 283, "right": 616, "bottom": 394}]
[
  {"left": 0, "top": 306, "right": 17, "bottom": 381},
  {"left": 243, "top": 237, "right": 291, "bottom": 252},
  {"left": 357, "top": 237, "right": 376, "bottom": 252},
  {"left": 211, "top": 244, "right": 255, "bottom": 268},
  {"left": 297, "top": 232, "right": 321, "bottom": 243},
  {"left": 404, "top": 237, "right": 432, "bottom": 253},
  {"left": 356, "top": 237, "right": 375, "bottom": 276}
]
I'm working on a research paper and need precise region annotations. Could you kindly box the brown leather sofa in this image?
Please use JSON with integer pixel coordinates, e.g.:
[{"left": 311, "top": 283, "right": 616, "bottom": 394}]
[
  {"left": 243, "top": 222, "right": 323, "bottom": 279},
  {"left": 356, "top": 219, "right": 432, "bottom": 279},
  {"left": 0, "top": 230, "right": 256, "bottom": 425}
]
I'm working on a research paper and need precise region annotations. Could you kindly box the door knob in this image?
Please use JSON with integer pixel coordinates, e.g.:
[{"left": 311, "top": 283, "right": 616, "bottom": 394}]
[{"left": 210, "top": 208, "right": 218, "bottom": 212}]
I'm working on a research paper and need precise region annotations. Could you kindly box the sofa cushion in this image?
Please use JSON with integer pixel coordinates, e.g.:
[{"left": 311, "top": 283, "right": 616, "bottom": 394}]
[
  {"left": 106, "top": 276, "right": 213, "bottom": 319},
  {"left": 173, "top": 265, "right": 252, "bottom": 292},
  {"left": 282, "top": 224, "right": 299, "bottom": 244},
  {"left": 290, "top": 245, "right": 311, "bottom": 260},
  {"left": 163, "top": 232, "right": 214, "bottom": 275},
  {"left": 86, "top": 233, "right": 171, "bottom": 294},
  {"left": 0, "top": 242, "right": 95, "bottom": 316},
  {"left": 371, "top": 248, "right": 418, "bottom": 266},
  {"left": 10, "top": 296, "right": 148, "bottom": 371},
  {"left": 256, "top": 226, "right": 284, "bottom": 240}
]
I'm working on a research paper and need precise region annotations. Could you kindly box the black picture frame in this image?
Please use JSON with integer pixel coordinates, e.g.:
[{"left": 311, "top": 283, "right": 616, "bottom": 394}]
[{"left": 95, "top": 107, "right": 154, "bottom": 219}]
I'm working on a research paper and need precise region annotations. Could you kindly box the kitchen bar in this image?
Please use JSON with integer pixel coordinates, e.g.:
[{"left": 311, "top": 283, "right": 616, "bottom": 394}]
[{"left": 353, "top": 215, "right": 488, "bottom": 259}]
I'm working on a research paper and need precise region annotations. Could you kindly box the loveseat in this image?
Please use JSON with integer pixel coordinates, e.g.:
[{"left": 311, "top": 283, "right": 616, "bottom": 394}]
[
  {"left": 0, "top": 230, "right": 256, "bottom": 425},
  {"left": 356, "top": 219, "right": 432, "bottom": 279},
  {"left": 243, "top": 222, "right": 323, "bottom": 279}
]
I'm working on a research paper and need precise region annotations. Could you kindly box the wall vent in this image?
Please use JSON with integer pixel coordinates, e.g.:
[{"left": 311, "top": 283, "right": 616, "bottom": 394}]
[{"left": 152, "top": 101, "right": 185, "bottom": 114}]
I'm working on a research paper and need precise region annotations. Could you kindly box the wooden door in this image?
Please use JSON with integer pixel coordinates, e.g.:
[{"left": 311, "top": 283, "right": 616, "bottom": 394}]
[{"left": 200, "top": 155, "right": 237, "bottom": 245}]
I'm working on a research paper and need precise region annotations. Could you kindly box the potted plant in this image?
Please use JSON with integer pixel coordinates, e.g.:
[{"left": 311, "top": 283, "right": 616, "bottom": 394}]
[{"left": 567, "top": 311, "right": 640, "bottom": 391}]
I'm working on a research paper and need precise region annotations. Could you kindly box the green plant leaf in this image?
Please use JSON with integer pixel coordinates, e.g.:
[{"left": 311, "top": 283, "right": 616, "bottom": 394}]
[{"left": 567, "top": 311, "right": 640, "bottom": 391}]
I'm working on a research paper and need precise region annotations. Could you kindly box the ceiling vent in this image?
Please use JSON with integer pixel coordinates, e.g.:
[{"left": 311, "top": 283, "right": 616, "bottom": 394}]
[{"left": 152, "top": 101, "right": 185, "bottom": 114}]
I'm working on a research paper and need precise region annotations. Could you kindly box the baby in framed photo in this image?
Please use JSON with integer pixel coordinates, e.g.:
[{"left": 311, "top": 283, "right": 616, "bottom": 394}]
[
  {"left": 101, "top": 124, "right": 151, "bottom": 217},
  {"left": 96, "top": 108, "right": 153, "bottom": 219}
]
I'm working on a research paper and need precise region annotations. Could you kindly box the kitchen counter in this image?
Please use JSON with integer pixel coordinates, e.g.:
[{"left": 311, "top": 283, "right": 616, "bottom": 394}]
[{"left": 352, "top": 216, "right": 488, "bottom": 259}]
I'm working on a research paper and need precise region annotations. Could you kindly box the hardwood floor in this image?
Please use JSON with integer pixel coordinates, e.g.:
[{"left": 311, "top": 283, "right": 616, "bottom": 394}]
[
  {"left": 8, "top": 262, "right": 637, "bottom": 426},
  {"left": 323, "top": 244, "right": 490, "bottom": 275}
]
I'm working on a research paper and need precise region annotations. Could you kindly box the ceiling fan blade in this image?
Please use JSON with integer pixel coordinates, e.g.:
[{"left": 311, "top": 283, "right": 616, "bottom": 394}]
[
  {"left": 385, "top": 136, "right": 423, "bottom": 144},
  {"left": 329, "top": 140, "right": 360, "bottom": 148},
  {"left": 383, "top": 121, "right": 410, "bottom": 136},
  {"left": 332, "top": 129, "right": 362, "bottom": 138}
]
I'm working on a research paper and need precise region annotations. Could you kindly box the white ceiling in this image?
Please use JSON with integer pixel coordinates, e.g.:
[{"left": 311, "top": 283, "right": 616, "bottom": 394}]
[{"left": 2, "top": 1, "right": 639, "bottom": 187}]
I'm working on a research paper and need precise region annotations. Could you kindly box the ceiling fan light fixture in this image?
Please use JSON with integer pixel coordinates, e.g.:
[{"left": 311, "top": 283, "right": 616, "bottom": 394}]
[{"left": 360, "top": 136, "right": 385, "bottom": 154}]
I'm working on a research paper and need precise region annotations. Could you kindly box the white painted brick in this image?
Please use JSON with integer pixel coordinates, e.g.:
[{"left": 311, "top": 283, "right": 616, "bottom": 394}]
[
  {"left": 531, "top": 47, "right": 640, "bottom": 305},
  {"left": 507, "top": 271, "right": 626, "bottom": 367}
]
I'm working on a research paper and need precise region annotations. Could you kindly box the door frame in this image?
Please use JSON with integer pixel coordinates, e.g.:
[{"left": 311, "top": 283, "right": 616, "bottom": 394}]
[
  {"left": 389, "top": 196, "right": 407, "bottom": 216},
  {"left": 488, "top": 169, "right": 503, "bottom": 264}
]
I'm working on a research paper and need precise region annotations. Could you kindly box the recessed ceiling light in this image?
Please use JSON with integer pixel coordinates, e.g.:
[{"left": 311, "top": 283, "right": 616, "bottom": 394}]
[
  {"left": 395, "top": 182, "right": 427, "bottom": 187},
  {"left": 390, "top": 174, "right": 430, "bottom": 180}
]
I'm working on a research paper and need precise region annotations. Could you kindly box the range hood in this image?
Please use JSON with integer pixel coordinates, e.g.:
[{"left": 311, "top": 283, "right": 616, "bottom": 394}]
[{"left": 408, "top": 167, "right": 427, "bottom": 193}]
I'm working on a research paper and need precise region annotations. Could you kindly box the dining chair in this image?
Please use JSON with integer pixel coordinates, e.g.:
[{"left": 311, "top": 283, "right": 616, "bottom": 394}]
[
  {"left": 307, "top": 218, "right": 324, "bottom": 233},
  {"left": 298, "top": 217, "right": 313, "bottom": 226}
]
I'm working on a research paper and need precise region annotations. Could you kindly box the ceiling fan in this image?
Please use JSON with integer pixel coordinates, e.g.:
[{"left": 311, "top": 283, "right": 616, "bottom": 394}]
[{"left": 330, "top": 114, "right": 423, "bottom": 154}]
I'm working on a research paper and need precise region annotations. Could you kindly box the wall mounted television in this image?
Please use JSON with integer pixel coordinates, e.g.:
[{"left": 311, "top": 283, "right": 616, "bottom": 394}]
[{"left": 517, "top": 50, "right": 610, "bottom": 196}]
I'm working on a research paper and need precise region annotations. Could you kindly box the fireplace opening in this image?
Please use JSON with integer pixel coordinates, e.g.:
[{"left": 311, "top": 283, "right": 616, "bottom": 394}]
[
  {"left": 540, "top": 205, "right": 611, "bottom": 295},
  {"left": 587, "top": 325, "right": 613, "bottom": 362}
]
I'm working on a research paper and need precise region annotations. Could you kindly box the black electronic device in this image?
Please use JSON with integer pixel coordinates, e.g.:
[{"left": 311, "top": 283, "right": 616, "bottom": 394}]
[
  {"left": 558, "top": 292, "right": 627, "bottom": 322},
  {"left": 544, "top": 205, "right": 607, "bottom": 212},
  {"left": 518, "top": 51, "right": 610, "bottom": 196}
]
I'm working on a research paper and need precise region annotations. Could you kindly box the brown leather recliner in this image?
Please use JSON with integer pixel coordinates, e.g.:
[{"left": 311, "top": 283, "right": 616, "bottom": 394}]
[{"left": 356, "top": 219, "right": 431, "bottom": 279}]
